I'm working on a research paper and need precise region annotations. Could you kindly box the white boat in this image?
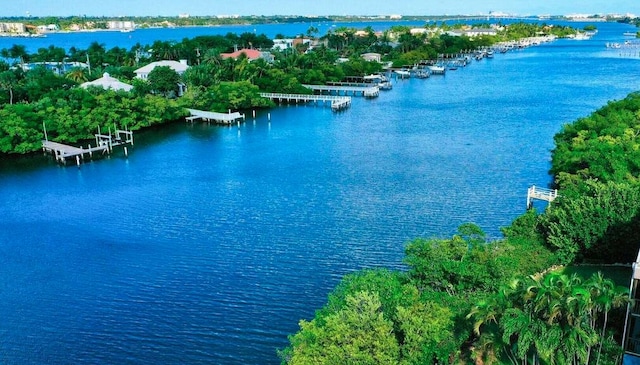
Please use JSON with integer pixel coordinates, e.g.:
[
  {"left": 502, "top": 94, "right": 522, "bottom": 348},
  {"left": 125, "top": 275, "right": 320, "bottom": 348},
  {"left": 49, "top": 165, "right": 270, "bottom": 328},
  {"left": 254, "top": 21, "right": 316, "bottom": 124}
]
[
  {"left": 572, "top": 32, "right": 591, "bottom": 40},
  {"left": 363, "top": 74, "right": 392, "bottom": 90},
  {"left": 624, "top": 31, "right": 637, "bottom": 37},
  {"left": 394, "top": 70, "right": 410, "bottom": 78},
  {"left": 427, "top": 65, "right": 445, "bottom": 74},
  {"left": 378, "top": 81, "right": 393, "bottom": 90},
  {"left": 415, "top": 70, "right": 430, "bottom": 79}
]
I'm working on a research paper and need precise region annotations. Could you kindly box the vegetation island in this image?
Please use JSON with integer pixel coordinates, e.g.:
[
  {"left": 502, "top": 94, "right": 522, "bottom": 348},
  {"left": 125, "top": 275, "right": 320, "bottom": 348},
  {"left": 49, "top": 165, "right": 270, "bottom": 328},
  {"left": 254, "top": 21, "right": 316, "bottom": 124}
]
[{"left": 0, "top": 14, "right": 639, "bottom": 364}]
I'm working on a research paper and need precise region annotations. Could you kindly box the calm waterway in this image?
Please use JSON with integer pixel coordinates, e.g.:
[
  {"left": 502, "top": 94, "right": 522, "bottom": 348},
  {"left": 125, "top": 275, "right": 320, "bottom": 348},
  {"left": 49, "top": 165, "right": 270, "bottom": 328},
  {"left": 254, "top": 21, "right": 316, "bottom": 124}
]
[{"left": 1, "top": 21, "right": 639, "bottom": 365}]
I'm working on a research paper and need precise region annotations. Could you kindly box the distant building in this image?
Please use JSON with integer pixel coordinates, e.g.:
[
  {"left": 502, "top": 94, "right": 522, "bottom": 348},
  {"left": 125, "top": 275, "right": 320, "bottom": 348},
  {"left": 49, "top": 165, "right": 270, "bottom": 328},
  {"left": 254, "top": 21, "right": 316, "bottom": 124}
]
[
  {"left": 0, "top": 22, "right": 26, "bottom": 33},
  {"left": 36, "top": 24, "right": 58, "bottom": 32},
  {"left": 410, "top": 28, "right": 429, "bottom": 35},
  {"left": 361, "top": 53, "right": 381, "bottom": 63},
  {"left": 220, "top": 49, "right": 274, "bottom": 63},
  {"left": 272, "top": 38, "right": 311, "bottom": 51},
  {"left": 81, "top": 72, "right": 133, "bottom": 92},
  {"left": 21, "top": 61, "right": 88, "bottom": 75},
  {"left": 107, "top": 21, "right": 135, "bottom": 30},
  {"left": 272, "top": 39, "right": 294, "bottom": 51},
  {"left": 134, "top": 60, "right": 189, "bottom": 80},
  {"left": 178, "top": 13, "right": 190, "bottom": 19},
  {"left": 462, "top": 28, "right": 498, "bottom": 37}
]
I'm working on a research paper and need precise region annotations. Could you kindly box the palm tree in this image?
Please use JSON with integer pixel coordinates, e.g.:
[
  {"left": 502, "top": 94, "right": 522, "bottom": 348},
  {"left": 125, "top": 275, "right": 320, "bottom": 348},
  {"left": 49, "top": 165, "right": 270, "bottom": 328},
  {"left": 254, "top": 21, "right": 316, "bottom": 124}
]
[
  {"left": 65, "top": 67, "right": 89, "bottom": 83},
  {"left": 587, "top": 272, "right": 629, "bottom": 365}
]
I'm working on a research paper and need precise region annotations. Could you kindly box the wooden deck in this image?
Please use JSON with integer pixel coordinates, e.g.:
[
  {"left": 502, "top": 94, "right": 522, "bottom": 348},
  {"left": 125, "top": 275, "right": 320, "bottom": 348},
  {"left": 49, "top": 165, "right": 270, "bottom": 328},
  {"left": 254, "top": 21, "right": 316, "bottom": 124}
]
[
  {"left": 42, "top": 140, "right": 109, "bottom": 164},
  {"left": 42, "top": 128, "right": 134, "bottom": 166},
  {"left": 302, "top": 84, "right": 380, "bottom": 98},
  {"left": 259, "top": 92, "right": 351, "bottom": 111},
  {"left": 187, "top": 109, "right": 245, "bottom": 124},
  {"left": 527, "top": 185, "right": 559, "bottom": 209}
]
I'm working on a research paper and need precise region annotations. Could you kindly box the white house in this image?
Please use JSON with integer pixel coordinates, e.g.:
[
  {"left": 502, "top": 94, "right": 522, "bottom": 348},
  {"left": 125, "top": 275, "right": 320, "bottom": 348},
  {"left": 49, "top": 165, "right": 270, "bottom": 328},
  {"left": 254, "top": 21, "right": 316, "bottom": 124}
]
[
  {"left": 462, "top": 28, "right": 498, "bottom": 37},
  {"left": 361, "top": 53, "right": 381, "bottom": 63},
  {"left": 107, "top": 21, "right": 135, "bottom": 30},
  {"left": 0, "top": 22, "right": 26, "bottom": 33},
  {"left": 134, "top": 60, "right": 189, "bottom": 80},
  {"left": 272, "top": 38, "right": 311, "bottom": 51},
  {"left": 36, "top": 24, "right": 58, "bottom": 32},
  {"left": 81, "top": 72, "right": 133, "bottom": 92}
]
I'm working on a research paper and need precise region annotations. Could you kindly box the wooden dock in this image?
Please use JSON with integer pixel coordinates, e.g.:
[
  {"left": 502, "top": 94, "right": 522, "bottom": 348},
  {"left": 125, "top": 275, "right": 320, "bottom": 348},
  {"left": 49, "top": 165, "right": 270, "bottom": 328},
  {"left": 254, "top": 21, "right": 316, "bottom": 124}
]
[
  {"left": 42, "top": 140, "right": 108, "bottom": 164},
  {"left": 302, "top": 84, "right": 379, "bottom": 98},
  {"left": 259, "top": 92, "right": 351, "bottom": 111},
  {"left": 527, "top": 185, "right": 559, "bottom": 209},
  {"left": 187, "top": 109, "right": 245, "bottom": 125},
  {"left": 42, "top": 127, "right": 134, "bottom": 166}
]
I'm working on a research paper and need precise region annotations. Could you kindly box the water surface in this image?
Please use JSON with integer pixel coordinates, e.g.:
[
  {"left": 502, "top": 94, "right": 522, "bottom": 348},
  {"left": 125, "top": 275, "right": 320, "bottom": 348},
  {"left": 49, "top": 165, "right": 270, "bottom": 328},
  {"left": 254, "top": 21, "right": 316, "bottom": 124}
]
[{"left": 1, "top": 21, "right": 639, "bottom": 364}]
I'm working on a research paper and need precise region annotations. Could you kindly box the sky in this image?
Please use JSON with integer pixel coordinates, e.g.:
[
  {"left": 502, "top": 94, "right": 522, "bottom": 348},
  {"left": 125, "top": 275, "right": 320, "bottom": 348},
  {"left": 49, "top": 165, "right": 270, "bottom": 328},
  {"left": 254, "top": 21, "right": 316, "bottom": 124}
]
[{"left": 2, "top": 0, "right": 639, "bottom": 17}]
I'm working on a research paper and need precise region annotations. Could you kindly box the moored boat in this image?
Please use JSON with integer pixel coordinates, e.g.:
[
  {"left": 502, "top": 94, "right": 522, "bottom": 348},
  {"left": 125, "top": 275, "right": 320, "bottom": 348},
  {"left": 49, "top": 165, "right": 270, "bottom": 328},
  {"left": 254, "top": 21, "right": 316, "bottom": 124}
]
[
  {"left": 427, "top": 65, "right": 445, "bottom": 74},
  {"left": 394, "top": 70, "right": 410, "bottom": 78}
]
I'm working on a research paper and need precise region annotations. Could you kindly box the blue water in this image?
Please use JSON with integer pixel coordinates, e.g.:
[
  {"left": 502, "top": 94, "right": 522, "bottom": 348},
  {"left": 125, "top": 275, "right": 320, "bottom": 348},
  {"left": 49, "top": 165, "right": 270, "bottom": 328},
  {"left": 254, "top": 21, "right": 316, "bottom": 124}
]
[
  {"left": 1, "top": 21, "right": 640, "bottom": 364},
  {"left": 0, "top": 20, "right": 428, "bottom": 53}
]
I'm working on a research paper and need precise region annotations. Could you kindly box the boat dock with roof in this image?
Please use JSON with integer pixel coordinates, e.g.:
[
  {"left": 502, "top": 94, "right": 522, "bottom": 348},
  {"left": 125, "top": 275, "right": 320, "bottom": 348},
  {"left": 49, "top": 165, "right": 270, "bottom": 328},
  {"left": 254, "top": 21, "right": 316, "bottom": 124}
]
[{"left": 302, "top": 84, "right": 380, "bottom": 98}]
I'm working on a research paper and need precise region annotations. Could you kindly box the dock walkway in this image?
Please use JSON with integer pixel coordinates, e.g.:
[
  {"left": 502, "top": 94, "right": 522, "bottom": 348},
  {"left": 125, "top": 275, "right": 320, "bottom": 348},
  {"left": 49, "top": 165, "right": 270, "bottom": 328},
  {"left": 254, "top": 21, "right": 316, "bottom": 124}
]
[
  {"left": 42, "top": 140, "right": 108, "bottom": 163},
  {"left": 527, "top": 185, "right": 559, "bottom": 209},
  {"left": 42, "top": 128, "right": 134, "bottom": 166},
  {"left": 187, "top": 109, "right": 245, "bottom": 125},
  {"left": 259, "top": 92, "right": 351, "bottom": 111},
  {"left": 302, "top": 84, "right": 379, "bottom": 98}
]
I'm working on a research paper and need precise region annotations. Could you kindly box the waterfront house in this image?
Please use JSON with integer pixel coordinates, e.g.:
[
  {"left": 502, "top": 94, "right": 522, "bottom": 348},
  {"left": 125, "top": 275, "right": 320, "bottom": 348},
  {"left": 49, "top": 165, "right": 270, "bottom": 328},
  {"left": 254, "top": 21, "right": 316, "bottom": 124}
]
[
  {"left": 462, "top": 28, "right": 498, "bottom": 37},
  {"left": 361, "top": 53, "right": 382, "bottom": 63},
  {"left": 107, "top": 21, "right": 135, "bottom": 31},
  {"left": 410, "top": 28, "right": 429, "bottom": 36},
  {"left": 272, "top": 39, "right": 294, "bottom": 51},
  {"left": 272, "top": 38, "right": 310, "bottom": 52},
  {"left": 36, "top": 24, "right": 59, "bottom": 32},
  {"left": 80, "top": 72, "right": 133, "bottom": 92},
  {"left": 21, "top": 61, "right": 88, "bottom": 75},
  {"left": 0, "top": 22, "right": 26, "bottom": 33},
  {"left": 220, "top": 48, "right": 274, "bottom": 63},
  {"left": 134, "top": 60, "right": 189, "bottom": 80}
]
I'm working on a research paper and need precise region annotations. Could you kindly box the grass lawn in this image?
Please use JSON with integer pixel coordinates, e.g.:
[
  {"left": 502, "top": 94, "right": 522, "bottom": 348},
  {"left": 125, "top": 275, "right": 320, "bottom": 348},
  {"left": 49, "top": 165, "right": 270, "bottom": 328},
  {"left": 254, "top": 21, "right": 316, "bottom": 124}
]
[{"left": 563, "top": 265, "right": 632, "bottom": 287}]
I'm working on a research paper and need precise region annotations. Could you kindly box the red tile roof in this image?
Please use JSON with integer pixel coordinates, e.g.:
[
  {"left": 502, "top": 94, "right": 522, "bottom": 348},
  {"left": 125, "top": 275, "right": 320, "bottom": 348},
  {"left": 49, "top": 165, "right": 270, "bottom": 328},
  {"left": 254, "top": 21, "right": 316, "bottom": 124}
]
[{"left": 220, "top": 49, "right": 263, "bottom": 60}]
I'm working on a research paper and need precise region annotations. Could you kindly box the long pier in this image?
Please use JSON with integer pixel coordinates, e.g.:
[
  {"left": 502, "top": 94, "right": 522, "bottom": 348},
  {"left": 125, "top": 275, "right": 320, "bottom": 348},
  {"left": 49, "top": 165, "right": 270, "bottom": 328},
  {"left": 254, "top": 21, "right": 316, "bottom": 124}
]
[
  {"left": 187, "top": 109, "right": 245, "bottom": 125},
  {"left": 302, "top": 84, "right": 380, "bottom": 98},
  {"left": 527, "top": 185, "right": 559, "bottom": 209},
  {"left": 259, "top": 92, "right": 351, "bottom": 111},
  {"left": 42, "top": 128, "right": 134, "bottom": 166}
]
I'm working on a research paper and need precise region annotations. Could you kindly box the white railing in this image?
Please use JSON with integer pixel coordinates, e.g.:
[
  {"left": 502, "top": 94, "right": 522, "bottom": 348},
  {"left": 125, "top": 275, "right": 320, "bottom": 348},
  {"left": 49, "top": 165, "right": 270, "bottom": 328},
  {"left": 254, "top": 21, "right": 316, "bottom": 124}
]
[
  {"left": 259, "top": 93, "right": 351, "bottom": 111},
  {"left": 527, "top": 185, "right": 559, "bottom": 208}
]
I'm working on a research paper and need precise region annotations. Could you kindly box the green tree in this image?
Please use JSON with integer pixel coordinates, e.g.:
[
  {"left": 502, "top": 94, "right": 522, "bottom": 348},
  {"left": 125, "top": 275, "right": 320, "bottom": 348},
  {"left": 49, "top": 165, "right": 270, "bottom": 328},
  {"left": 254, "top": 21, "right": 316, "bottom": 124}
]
[
  {"left": 0, "top": 70, "right": 18, "bottom": 104},
  {"left": 147, "top": 65, "right": 180, "bottom": 97},
  {"left": 65, "top": 67, "right": 89, "bottom": 83},
  {"left": 283, "top": 291, "right": 400, "bottom": 365},
  {"left": 540, "top": 180, "right": 640, "bottom": 264}
]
